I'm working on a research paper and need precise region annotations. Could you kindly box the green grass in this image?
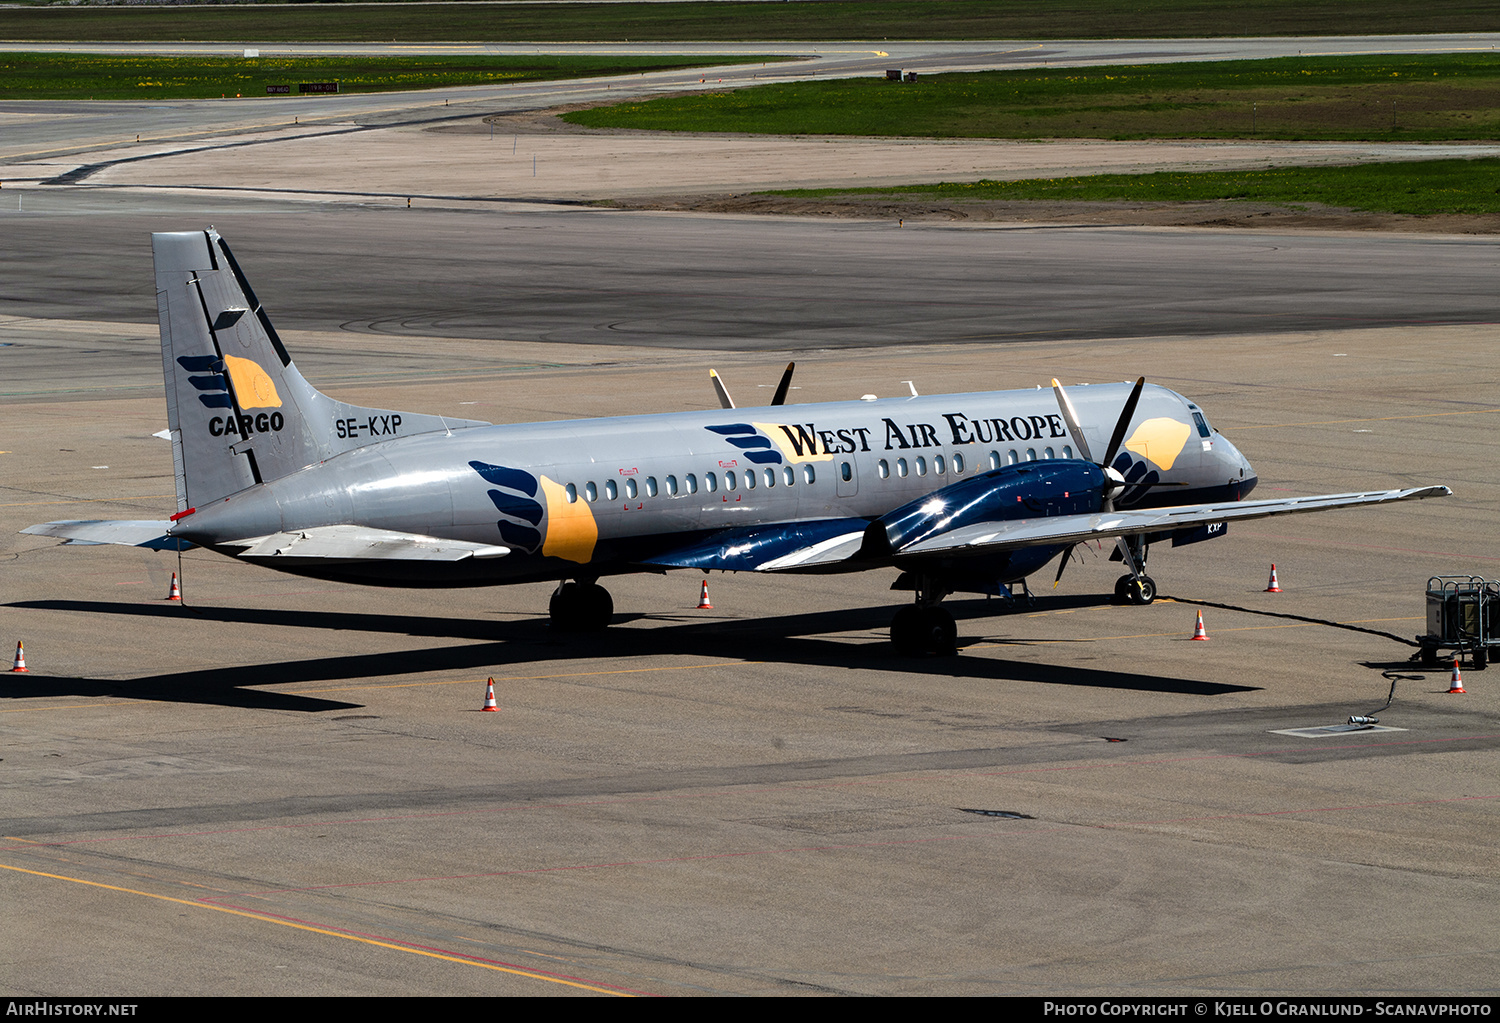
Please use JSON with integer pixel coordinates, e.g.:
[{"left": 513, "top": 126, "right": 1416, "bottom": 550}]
[
  {"left": 565, "top": 53, "right": 1500, "bottom": 142},
  {"left": 1, "top": 0, "right": 1499, "bottom": 44},
  {"left": 0, "top": 53, "right": 784, "bottom": 100},
  {"left": 766, "top": 158, "right": 1500, "bottom": 216}
]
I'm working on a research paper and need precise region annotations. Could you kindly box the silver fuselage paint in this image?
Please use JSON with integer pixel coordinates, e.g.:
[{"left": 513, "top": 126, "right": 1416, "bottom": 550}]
[{"left": 174, "top": 382, "right": 1256, "bottom": 584}]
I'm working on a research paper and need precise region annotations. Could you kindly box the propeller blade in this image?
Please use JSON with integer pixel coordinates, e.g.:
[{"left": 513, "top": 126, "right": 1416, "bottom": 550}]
[
  {"left": 709, "top": 369, "right": 735, "bottom": 410},
  {"left": 771, "top": 362, "right": 796, "bottom": 405},
  {"left": 1101, "top": 376, "right": 1146, "bottom": 469},
  {"left": 1049, "top": 379, "right": 1094, "bottom": 464},
  {"left": 1053, "top": 543, "right": 1078, "bottom": 589}
]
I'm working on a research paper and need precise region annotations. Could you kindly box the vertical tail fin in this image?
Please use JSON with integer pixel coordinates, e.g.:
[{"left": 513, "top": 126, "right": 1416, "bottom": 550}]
[{"left": 152, "top": 229, "right": 487, "bottom": 511}]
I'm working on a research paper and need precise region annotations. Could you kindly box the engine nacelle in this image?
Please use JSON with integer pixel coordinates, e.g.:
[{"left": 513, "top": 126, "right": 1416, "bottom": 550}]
[{"left": 864, "top": 461, "right": 1106, "bottom": 557}]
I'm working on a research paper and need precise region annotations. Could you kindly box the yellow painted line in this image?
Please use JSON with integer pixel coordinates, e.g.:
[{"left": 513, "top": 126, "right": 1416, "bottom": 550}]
[
  {"left": 299, "top": 661, "right": 759, "bottom": 695},
  {"left": 971, "top": 614, "right": 1422, "bottom": 646},
  {"left": 1236, "top": 408, "right": 1500, "bottom": 430},
  {"left": 0, "top": 702, "right": 147, "bottom": 715},
  {"left": 0, "top": 861, "right": 635, "bottom": 996}
]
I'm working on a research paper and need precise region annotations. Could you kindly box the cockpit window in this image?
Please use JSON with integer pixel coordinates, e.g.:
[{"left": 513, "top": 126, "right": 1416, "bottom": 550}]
[{"left": 1191, "top": 411, "right": 1212, "bottom": 438}]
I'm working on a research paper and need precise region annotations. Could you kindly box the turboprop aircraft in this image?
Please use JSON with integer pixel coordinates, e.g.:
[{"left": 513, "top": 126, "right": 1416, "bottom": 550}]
[{"left": 24, "top": 229, "right": 1450, "bottom": 655}]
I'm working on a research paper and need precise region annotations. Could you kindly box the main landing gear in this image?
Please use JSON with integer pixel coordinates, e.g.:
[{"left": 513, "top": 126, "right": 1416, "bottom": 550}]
[
  {"left": 890, "top": 575, "right": 957, "bottom": 657},
  {"left": 1114, "top": 573, "right": 1157, "bottom": 605},
  {"left": 1112, "top": 535, "right": 1156, "bottom": 605},
  {"left": 550, "top": 580, "right": 613, "bottom": 631}
]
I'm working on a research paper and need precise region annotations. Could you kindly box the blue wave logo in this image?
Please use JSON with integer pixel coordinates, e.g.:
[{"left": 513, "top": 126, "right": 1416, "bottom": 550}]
[
  {"left": 178, "top": 355, "right": 233, "bottom": 409},
  {"left": 1110, "top": 452, "right": 1160, "bottom": 508},
  {"left": 469, "top": 461, "right": 543, "bottom": 552},
  {"left": 704, "top": 423, "right": 782, "bottom": 465}
]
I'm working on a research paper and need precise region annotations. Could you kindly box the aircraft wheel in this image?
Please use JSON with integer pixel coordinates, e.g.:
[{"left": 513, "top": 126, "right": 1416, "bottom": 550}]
[
  {"left": 1126, "top": 576, "right": 1157, "bottom": 606},
  {"left": 919, "top": 607, "right": 958, "bottom": 657},
  {"left": 582, "top": 582, "right": 614, "bottom": 631},
  {"left": 890, "top": 605, "right": 925, "bottom": 656},
  {"left": 550, "top": 582, "right": 613, "bottom": 632},
  {"left": 1113, "top": 575, "right": 1133, "bottom": 604},
  {"left": 891, "top": 606, "right": 957, "bottom": 656}
]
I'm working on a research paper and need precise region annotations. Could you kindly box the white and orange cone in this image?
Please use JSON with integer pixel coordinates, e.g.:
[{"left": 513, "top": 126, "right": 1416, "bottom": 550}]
[
  {"left": 1190, "top": 611, "right": 1210, "bottom": 640},
  {"left": 480, "top": 677, "right": 499, "bottom": 711},
  {"left": 10, "top": 641, "right": 28, "bottom": 672},
  {"left": 697, "top": 579, "right": 714, "bottom": 609},
  {"left": 166, "top": 572, "right": 182, "bottom": 601},
  {"left": 1448, "top": 660, "right": 1466, "bottom": 694},
  {"left": 1265, "top": 565, "right": 1281, "bottom": 593}
]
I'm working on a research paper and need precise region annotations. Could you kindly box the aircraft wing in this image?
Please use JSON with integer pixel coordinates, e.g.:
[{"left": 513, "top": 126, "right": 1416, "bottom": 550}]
[
  {"left": 228, "top": 525, "right": 511, "bottom": 562},
  {"left": 897, "top": 486, "right": 1452, "bottom": 557},
  {"left": 22, "top": 520, "right": 193, "bottom": 550},
  {"left": 642, "top": 518, "right": 868, "bottom": 573}
]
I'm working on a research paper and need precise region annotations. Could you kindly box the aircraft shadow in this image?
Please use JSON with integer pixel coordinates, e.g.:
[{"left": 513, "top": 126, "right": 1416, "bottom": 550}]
[{"left": 8, "top": 596, "right": 1254, "bottom": 708}]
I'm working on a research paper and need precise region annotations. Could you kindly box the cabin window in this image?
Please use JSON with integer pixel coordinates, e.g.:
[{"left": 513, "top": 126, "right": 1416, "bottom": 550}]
[
  {"left": 585, "top": 481, "right": 597, "bottom": 502},
  {"left": 840, "top": 461, "right": 853, "bottom": 483},
  {"left": 1043, "top": 447, "right": 1054, "bottom": 460},
  {"left": 624, "top": 478, "right": 637, "bottom": 500},
  {"left": 665, "top": 475, "right": 678, "bottom": 497},
  {"left": 896, "top": 458, "right": 909, "bottom": 478},
  {"left": 744, "top": 470, "right": 756, "bottom": 490},
  {"left": 953, "top": 452, "right": 965, "bottom": 474},
  {"left": 705, "top": 472, "right": 717, "bottom": 493},
  {"left": 605, "top": 479, "right": 618, "bottom": 501},
  {"left": 726, "top": 470, "right": 738, "bottom": 490},
  {"left": 1007, "top": 450, "right": 1019, "bottom": 465},
  {"left": 764, "top": 468, "right": 776, "bottom": 488},
  {"left": 988, "top": 451, "right": 1001, "bottom": 470},
  {"left": 645, "top": 476, "right": 658, "bottom": 498},
  {"left": 934, "top": 454, "right": 946, "bottom": 475},
  {"left": 686, "top": 473, "right": 698, "bottom": 494},
  {"left": 803, "top": 465, "right": 816, "bottom": 485},
  {"left": 1026, "top": 448, "right": 1037, "bottom": 461},
  {"left": 878, "top": 459, "right": 890, "bottom": 479},
  {"left": 1062, "top": 445, "right": 1073, "bottom": 459},
  {"left": 565, "top": 483, "right": 578, "bottom": 503},
  {"left": 783, "top": 466, "right": 794, "bottom": 487},
  {"left": 915, "top": 456, "right": 927, "bottom": 477}
]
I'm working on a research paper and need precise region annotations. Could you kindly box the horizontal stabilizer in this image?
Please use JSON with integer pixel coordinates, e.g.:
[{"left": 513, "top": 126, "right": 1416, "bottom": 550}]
[
  {"left": 644, "top": 519, "right": 867, "bottom": 573},
  {"left": 229, "top": 525, "right": 510, "bottom": 562},
  {"left": 899, "top": 486, "right": 1452, "bottom": 557},
  {"left": 23, "top": 520, "right": 193, "bottom": 551}
]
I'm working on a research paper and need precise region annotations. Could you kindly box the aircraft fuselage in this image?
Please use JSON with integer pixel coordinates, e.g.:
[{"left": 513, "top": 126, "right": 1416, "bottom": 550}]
[{"left": 175, "top": 380, "right": 1257, "bottom": 586}]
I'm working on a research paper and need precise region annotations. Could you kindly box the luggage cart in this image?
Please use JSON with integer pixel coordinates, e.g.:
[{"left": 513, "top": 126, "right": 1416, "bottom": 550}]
[{"left": 1419, "top": 575, "right": 1500, "bottom": 669}]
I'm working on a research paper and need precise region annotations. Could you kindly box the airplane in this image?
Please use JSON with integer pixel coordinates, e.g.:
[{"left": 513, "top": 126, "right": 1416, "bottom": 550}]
[{"left": 23, "top": 229, "right": 1451, "bottom": 656}]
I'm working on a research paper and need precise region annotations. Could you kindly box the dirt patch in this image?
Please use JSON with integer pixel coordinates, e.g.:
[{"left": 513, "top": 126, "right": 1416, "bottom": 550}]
[
  {"left": 600, "top": 193, "right": 1500, "bottom": 233},
  {"left": 471, "top": 107, "right": 1500, "bottom": 232}
]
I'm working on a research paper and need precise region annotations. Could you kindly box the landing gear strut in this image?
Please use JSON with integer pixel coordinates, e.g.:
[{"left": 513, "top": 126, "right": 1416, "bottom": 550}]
[
  {"left": 550, "top": 580, "right": 613, "bottom": 631},
  {"left": 890, "top": 575, "right": 957, "bottom": 656}
]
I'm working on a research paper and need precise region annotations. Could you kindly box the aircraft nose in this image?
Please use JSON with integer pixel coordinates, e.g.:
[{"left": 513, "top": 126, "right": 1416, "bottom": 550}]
[{"left": 1219, "top": 437, "right": 1257, "bottom": 499}]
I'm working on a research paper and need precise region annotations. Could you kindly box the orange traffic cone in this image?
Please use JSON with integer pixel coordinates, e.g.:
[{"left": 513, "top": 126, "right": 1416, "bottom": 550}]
[
  {"left": 480, "top": 677, "right": 499, "bottom": 711},
  {"left": 1190, "top": 611, "right": 1210, "bottom": 640},
  {"left": 1448, "top": 660, "right": 1466, "bottom": 694},
  {"left": 10, "top": 641, "right": 28, "bottom": 672},
  {"left": 1265, "top": 565, "right": 1281, "bottom": 592},
  {"left": 697, "top": 580, "right": 713, "bottom": 609},
  {"left": 166, "top": 572, "right": 181, "bottom": 601}
]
